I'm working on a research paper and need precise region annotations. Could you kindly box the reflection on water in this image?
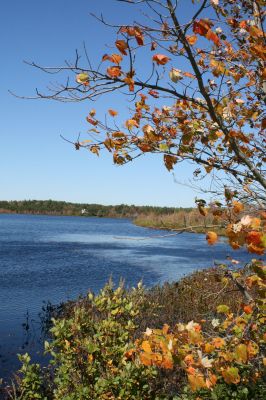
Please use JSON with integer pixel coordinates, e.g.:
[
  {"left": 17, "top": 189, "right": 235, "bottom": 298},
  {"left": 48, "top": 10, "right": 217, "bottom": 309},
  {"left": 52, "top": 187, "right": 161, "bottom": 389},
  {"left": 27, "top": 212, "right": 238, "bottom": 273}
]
[{"left": 0, "top": 214, "right": 256, "bottom": 380}]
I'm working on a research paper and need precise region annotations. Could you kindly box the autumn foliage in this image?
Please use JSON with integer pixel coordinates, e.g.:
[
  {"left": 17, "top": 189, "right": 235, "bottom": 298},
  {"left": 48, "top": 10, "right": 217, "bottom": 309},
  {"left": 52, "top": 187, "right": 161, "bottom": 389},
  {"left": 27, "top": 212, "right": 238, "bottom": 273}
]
[
  {"left": 7, "top": 1, "right": 266, "bottom": 398},
  {"left": 28, "top": 0, "right": 266, "bottom": 254}
]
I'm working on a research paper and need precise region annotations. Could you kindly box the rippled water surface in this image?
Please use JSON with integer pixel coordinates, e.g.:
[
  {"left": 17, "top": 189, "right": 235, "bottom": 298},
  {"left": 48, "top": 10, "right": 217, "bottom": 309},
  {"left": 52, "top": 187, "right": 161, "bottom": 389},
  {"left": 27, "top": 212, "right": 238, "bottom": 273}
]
[{"left": 0, "top": 213, "right": 254, "bottom": 380}]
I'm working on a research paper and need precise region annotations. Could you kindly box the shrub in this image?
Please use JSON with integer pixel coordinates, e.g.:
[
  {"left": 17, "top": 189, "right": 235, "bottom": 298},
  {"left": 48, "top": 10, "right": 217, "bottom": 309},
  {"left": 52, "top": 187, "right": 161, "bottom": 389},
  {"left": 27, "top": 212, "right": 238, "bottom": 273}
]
[{"left": 4, "top": 262, "right": 265, "bottom": 399}]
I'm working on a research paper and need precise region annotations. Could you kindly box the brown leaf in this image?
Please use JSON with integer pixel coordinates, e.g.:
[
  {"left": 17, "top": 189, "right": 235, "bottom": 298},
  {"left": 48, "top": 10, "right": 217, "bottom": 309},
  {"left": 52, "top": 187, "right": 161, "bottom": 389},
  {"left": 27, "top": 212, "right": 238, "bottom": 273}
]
[
  {"left": 164, "top": 155, "right": 177, "bottom": 171},
  {"left": 115, "top": 40, "right": 128, "bottom": 55},
  {"left": 151, "top": 41, "right": 157, "bottom": 51}
]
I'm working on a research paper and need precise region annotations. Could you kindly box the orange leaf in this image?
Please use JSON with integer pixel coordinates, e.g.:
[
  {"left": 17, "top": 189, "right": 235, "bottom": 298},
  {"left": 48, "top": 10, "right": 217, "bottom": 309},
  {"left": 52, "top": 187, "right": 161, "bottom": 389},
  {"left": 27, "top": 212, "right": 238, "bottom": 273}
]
[
  {"left": 183, "top": 71, "right": 195, "bottom": 78},
  {"left": 152, "top": 54, "right": 170, "bottom": 65},
  {"left": 107, "top": 66, "right": 122, "bottom": 78},
  {"left": 186, "top": 35, "right": 198, "bottom": 45},
  {"left": 232, "top": 201, "right": 244, "bottom": 214},
  {"left": 119, "top": 26, "right": 135, "bottom": 36},
  {"left": 212, "top": 337, "right": 225, "bottom": 348},
  {"left": 242, "top": 304, "right": 253, "bottom": 314},
  {"left": 111, "top": 54, "right": 123, "bottom": 64},
  {"left": 246, "top": 231, "right": 262, "bottom": 246},
  {"left": 115, "top": 40, "right": 128, "bottom": 55},
  {"left": 161, "top": 356, "right": 173, "bottom": 369},
  {"left": 141, "top": 340, "right": 152, "bottom": 353},
  {"left": 124, "top": 76, "right": 135, "bottom": 92},
  {"left": 119, "top": 26, "right": 144, "bottom": 45},
  {"left": 108, "top": 109, "right": 118, "bottom": 117},
  {"left": 193, "top": 19, "right": 220, "bottom": 45},
  {"left": 188, "top": 373, "right": 207, "bottom": 391},
  {"left": 102, "top": 53, "right": 123, "bottom": 64},
  {"left": 206, "top": 373, "right": 217, "bottom": 389},
  {"left": 206, "top": 231, "right": 218, "bottom": 245},
  {"left": 206, "top": 29, "right": 221, "bottom": 46},
  {"left": 125, "top": 119, "right": 139, "bottom": 129},
  {"left": 139, "top": 352, "right": 153, "bottom": 366}
]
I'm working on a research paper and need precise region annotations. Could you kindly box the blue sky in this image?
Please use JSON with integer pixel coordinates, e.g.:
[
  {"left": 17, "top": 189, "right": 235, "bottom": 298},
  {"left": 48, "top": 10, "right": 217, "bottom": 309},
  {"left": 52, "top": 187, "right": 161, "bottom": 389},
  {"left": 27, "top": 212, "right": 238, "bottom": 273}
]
[{"left": 1, "top": 0, "right": 210, "bottom": 207}]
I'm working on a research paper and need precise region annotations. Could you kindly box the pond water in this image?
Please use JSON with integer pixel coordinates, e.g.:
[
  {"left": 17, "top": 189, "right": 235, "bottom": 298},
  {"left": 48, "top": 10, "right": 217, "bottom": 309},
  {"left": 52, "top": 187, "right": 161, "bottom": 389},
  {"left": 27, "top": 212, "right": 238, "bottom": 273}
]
[{"left": 0, "top": 213, "right": 255, "bottom": 381}]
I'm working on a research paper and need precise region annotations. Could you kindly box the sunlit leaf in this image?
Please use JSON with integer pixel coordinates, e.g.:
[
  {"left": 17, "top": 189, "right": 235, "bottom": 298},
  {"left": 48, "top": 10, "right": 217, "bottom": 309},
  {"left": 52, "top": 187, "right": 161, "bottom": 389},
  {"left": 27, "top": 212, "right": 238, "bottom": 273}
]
[
  {"left": 152, "top": 54, "right": 170, "bottom": 65},
  {"left": 76, "top": 73, "right": 89, "bottom": 84},
  {"left": 107, "top": 66, "right": 122, "bottom": 78}
]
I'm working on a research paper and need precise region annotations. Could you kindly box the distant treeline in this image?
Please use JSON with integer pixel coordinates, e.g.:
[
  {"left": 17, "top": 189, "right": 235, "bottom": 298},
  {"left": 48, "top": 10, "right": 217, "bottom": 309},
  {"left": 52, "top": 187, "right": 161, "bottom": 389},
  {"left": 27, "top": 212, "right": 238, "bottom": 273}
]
[{"left": 0, "top": 200, "right": 192, "bottom": 218}]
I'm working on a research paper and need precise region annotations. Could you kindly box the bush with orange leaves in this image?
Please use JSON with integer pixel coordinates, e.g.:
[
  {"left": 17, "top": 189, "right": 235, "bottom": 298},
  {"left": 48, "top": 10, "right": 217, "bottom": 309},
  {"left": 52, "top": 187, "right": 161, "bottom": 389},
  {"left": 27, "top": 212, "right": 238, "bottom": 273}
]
[{"left": 130, "top": 260, "right": 266, "bottom": 399}]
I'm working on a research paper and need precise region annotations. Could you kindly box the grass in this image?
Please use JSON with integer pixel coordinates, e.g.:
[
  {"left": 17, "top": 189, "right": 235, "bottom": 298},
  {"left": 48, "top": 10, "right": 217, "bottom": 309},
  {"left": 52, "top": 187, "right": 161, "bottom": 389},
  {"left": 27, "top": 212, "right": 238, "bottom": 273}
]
[{"left": 134, "top": 209, "right": 226, "bottom": 235}]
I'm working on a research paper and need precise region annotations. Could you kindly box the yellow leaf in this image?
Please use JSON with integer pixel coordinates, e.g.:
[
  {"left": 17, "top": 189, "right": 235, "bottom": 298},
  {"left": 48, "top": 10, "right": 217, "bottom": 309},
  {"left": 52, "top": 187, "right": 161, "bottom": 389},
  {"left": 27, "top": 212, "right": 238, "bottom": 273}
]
[
  {"left": 125, "top": 119, "right": 139, "bottom": 129},
  {"left": 76, "top": 73, "right": 89, "bottom": 84},
  {"left": 235, "top": 344, "right": 248, "bottom": 363},
  {"left": 188, "top": 373, "right": 207, "bottom": 391}
]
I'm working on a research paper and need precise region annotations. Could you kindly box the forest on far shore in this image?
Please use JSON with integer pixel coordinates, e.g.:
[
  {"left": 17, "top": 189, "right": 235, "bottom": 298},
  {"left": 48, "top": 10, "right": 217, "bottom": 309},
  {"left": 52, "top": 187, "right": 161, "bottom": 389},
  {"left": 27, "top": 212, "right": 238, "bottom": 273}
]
[{"left": 0, "top": 200, "right": 191, "bottom": 218}]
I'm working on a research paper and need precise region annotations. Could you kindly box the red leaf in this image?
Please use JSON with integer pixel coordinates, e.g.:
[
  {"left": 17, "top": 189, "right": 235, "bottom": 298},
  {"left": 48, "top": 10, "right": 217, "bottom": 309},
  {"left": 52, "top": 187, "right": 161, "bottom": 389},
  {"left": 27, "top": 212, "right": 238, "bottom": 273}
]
[
  {"left": 86, "top": 117, "right": 98, "bottom": 126},
  {"left": 193, "top": 20, "right": 210, "bottom": 36},
  {"left": 148, "top": 89, "right": 159, "bottom": 98}
]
